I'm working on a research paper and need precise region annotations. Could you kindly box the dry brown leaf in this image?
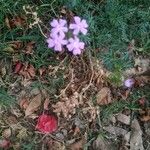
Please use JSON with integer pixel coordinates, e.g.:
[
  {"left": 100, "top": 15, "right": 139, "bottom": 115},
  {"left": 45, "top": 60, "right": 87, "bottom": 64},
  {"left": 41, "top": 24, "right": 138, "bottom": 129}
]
[
  {"left": 5, "top": 16, "right": 26, "bottom": 29},
  {"left": 23, "top": 41, "right": 35, "bottom": 54},
  {"left": 43, "top": 98, "right": 50, "bottom": 110},
  {"left": 103, "top": 125, "right": 128, "bottom": 136},
  {"left": 92, "top": 136, "right": 109, "bottom": 150},
  {"left": 5, "top": 17, "right": 11, "bottom": 29},
  {"left": 96, "top": 87, "right": 112, "bottom": 105},
  {"left": 130, "top": 119, "right": 144, "bottom": 150},
  {"left": 2, "top": 128, "right": 11, "bottom": 138},
  {"left": 25, "top": 94, "right": 42, "bottom": 117},
  {"left": 140, "top": 115, "right": 150, "bottom": 122},
  {"left": 19, "top": 98, "right": 29, "bottom": 109},
  {"left": 139, "top": 109, "right": 150, "bottom": 122},
  {"left": 70, "top": 138, "right": 85, "bottom": 150},
  {"left": 39, "top": 67, "right": 46, "bottom": 76},
  {"left": 116, "top": 113, "right": 130, "bottom": 125},
  {"left": 19, "top": 63, "right": 36, "bottom": 79}
]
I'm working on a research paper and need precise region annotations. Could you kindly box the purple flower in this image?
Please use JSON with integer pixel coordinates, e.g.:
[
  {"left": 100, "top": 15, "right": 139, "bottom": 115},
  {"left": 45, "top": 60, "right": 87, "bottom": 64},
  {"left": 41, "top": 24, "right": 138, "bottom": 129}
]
[
  {"left": 124, "top": 78, "right": 135, "bottom": 88},
  {"left": 69, "top": 16, "right": 88, "bottom": 35},
  {"left": 50, "top": 19, "right": 68, "bottom": 37},
  {"left": 47, "top": 34, "right": 67, "bottom": 52},
  {"left": 67, "top": 37, "right": 85, "bottom": 55}
]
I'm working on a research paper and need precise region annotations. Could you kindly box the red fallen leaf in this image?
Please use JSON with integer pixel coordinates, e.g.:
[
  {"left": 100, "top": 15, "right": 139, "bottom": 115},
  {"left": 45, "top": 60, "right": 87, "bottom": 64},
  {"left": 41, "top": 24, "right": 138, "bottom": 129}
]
[
  {"left": 14, "top": 62, "right": 23, "bottom": 73},
  {"left": 0, "top": 139, "right": 10, "bottom": 149},
  {"left": 35, "top": 114, "right": 58, "bottom": 134}
]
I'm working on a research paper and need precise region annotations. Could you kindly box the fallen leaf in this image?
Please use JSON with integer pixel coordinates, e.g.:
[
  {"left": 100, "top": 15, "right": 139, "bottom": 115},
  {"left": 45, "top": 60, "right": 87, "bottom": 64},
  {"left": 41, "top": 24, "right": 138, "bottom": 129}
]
[
  {"left": 73, "top": 127, "right": 80, "bottom": 136},
  {"left": 116, "top": 113, "right": 130, "bottom": 125},
  {"left": 19, "top": 98, "right": 29, "bottom": 109},
  {"left": 5, "top": 17, "right": 11, "bottom": 29},
  {"left": 2, "top": 128, "right": 11, "bottom": 138},
  {"left": 19, "top": 63, "right": 36, "bottom": 79},
  {"left": 43, "top": 98, "right": 50, "bottom": 110},
  {"left": 139, "top": 109, "right": 150, "bottom": 122},
  {"left": 0, "top": 139, "right": 10, "bottom": 149},
  {"left": 130, "top": 119, "right": 144, "bottom": 150},
  {"left": 39, "top": 67, "right": 46, "bottom": 76},
  {"left": 11, "top": 16, "right": 26, "bottom": 28},
  {"left": 69, "top": 138, "right": 85, "bottom": 150},
  {"left": 138, "top": 98, "right": 146, "bottom": 107},
  {"left": 23, "top": 41, "right": 35, "bottom": 54},
  {"left": 96, "top": 87, "right": 112, "bottom": 105},
  {"left": 27, "top": 64, "right": 36, "bottom": 78},
  {"left": 14, "top": 62, "right": 23, "bottom": 74},
  {"left": 103, "top": 125, "right": 128, "bottom": 136},
  {"left": 92, "top": 136, "right": 109, "bottom": 150},
  {"left": 25, "top": 93, "right": 42, "bottom": 117},
  {"left": 0, "top": 67, "right": 6, "bottom": 77}
]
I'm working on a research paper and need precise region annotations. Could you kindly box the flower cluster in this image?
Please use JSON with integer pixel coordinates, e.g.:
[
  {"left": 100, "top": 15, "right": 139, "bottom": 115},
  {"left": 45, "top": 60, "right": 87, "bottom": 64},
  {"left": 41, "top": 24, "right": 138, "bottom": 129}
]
[{"left": 46, "top": 16, "right": 88, "bottom": 55}]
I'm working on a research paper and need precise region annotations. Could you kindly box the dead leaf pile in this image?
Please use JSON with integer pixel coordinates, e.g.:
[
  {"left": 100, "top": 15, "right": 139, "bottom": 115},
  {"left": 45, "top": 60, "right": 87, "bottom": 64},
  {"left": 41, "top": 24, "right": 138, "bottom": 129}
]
[
  {"left": 5, "top": 16, "right": 26, "bottom": 29},
  {"left": 14, "top": 62, "right": 36, "bottom": 79},
  {"left": 53, "top": 93, "right": 80, "bottom": 118}
]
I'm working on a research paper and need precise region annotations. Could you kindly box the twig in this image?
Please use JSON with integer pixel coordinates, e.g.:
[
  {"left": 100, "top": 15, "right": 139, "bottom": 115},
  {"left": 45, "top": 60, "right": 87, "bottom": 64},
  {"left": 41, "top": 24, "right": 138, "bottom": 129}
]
[
  {"left": 55, "top": 68, "right": 74, "bottom": 98},
  {"left": 37, "top": 23, "right": 47, "bottom": 38}
]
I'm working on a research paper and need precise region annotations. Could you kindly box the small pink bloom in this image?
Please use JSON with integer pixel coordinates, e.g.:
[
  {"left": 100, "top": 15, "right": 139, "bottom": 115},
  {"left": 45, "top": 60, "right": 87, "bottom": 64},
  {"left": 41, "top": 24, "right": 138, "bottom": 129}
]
[
  {"left": 67, "top": 37, "right": 85, "bottom": 55},
  {"left": 50, "top": 19, "right": 68, "bottom": 37},
  {"left": 124, "top": 78, "right": 135, "bottom": 88},
  {"left": 36, "top": 114, "right": 58, "bottom": 134},
  {"left": 47, "top": 34, "right": 67, "bottom": 52},
  {"left": 69, "top": 16, "right": 88, "bottom": 35}
]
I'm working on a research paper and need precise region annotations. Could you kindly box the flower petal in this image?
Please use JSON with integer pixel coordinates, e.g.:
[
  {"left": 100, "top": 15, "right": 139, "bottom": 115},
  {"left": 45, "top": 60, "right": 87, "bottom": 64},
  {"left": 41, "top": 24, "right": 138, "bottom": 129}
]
[
  {"left": 47, "top": 39, "right": 54, "bottom": 48},
  {"left": 74, "top": 16, "right": 81, "bottom": 24},
  {"left": 69, "top": 24, "right": 76, "bottom": 29},
  {"left": 81, "top": 28, "right": 87, "bottom": 35},
  {"left": 73, "top": 48, "right": 81, "bottom": 55},
  {"left": 54, "top": 44, "right": 62, "bottom": 51},
  {"left": 50, "top": 19, "right": 58, "bottom": 27},
  {"left": 81, "top": 20, "right": 88, "bottom": 28},
  {"left": 79, "top": 42, "right": 85, "bottom": 49},
  {"left": 73, "top": 28, "right": 80, "bottom": 35},
  {"left": 59, "top": 19, "right": 67, "bottom": 26}
]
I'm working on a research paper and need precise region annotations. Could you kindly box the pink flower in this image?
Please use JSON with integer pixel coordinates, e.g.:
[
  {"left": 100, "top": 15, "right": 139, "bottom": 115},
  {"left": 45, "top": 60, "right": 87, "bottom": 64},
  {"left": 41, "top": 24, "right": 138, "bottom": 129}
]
[
  {"left": 35, "top": 114, "right": 58, "bottom": 134},
  {"left": 47, "top": 34, "right": 67, "bottom": 52},
  {"left": 50, "top": 19, "right": 68, "bottom": 37},
  {"left": 69, "top": 16, "right": 88, "bottom": 35},
  {"left": 67, "top": 37, "right": 85, "bottom": 55},
  {"left": 124, "top": 78, "right": 135, "bottom": 88}
]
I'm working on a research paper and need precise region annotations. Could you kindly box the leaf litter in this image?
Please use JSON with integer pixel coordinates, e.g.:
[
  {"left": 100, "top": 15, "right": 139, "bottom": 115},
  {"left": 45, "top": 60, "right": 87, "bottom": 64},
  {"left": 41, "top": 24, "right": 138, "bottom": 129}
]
[{"left": 1, "top": 11, "right": 150, "bottom": 149}]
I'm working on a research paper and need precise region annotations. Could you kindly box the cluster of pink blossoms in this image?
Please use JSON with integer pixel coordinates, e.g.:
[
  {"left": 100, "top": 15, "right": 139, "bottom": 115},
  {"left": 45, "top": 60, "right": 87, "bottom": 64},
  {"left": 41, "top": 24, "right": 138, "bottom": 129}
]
[{"left": 46, "top": 16, "right": 88, "bottom": 55}]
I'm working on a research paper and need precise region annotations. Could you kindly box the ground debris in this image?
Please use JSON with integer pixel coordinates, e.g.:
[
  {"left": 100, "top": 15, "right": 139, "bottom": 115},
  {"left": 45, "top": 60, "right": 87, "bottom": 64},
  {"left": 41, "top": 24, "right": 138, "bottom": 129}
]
[
  {"left": 130, "top": 119, "right": 144, "bottom": 150},
  {"left": 103, "top": 125, "right": 128, "bottom": 136},
  {"left": 116, "top": 113, "right": 130, "bottom": 125},
  {"left": 92, "top": 136, "right": 109, "bottom": 150}
]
